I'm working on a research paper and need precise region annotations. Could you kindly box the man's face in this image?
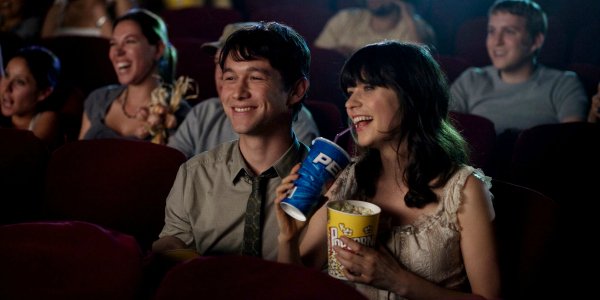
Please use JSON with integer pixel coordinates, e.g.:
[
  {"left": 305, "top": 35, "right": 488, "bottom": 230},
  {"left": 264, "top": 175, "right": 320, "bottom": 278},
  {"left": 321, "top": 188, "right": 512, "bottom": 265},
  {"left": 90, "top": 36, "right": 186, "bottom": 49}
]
[
  {"left": 219, "top": 52, "right": 291, "bottom": 136},
  {"left": 213, "top": 48, "right": 223, "bottom": 96},
  {"left": 367, "top": 0, "right": 400, "bottom": 17},
  {"left": 486, "top": 11, "right": 540, "bottom": 73}
]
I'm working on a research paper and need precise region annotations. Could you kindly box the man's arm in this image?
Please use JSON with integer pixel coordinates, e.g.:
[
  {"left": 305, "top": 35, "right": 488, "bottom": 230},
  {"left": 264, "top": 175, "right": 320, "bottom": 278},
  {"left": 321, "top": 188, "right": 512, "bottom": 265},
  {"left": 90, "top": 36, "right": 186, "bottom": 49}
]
[{"left": 152, "top": 164, "right": 195, "bottom": 253}]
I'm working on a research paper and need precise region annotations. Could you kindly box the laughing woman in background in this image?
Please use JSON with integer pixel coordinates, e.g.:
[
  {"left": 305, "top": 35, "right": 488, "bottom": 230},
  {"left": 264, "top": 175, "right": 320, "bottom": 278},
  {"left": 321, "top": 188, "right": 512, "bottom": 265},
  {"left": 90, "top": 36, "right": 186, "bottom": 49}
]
[{"left": 1, "top": 45, "right": 61, "bottom": 148}]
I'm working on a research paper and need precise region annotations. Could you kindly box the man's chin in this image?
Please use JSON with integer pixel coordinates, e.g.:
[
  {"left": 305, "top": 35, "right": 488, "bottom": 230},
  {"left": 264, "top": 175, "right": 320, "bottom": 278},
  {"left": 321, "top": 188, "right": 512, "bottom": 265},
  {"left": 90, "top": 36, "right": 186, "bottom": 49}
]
[{"left": 370, "top": 3, "right": 400, "bottom": 17}]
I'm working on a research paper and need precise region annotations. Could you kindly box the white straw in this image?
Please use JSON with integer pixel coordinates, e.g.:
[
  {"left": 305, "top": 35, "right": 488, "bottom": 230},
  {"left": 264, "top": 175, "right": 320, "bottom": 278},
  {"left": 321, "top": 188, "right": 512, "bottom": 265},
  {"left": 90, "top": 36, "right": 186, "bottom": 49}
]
[{"left": 333, "top": 126, "right": 352, "bottom": 144}]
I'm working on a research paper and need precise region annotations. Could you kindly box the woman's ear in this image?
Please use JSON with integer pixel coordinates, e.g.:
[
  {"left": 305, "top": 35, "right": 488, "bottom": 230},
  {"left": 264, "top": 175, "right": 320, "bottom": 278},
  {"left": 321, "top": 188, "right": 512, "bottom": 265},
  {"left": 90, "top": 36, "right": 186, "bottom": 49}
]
[
  {"left": 287, "top": 77, "right": 309, "bottom": 106},
  {"left": 155, "top": 41, "right": 166, "bottom": 61}
]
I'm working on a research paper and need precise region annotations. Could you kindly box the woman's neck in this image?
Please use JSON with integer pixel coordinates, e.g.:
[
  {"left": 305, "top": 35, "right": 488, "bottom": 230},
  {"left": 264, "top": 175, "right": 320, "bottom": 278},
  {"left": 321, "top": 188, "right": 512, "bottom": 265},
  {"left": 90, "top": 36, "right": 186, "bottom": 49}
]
[
  {"left": 378, "top": 141, "right": 408, "bottom": 179},
  {"left": 125, "top": 76, "right": 161, "bottom": 106},
  {"left": 11, "top": 112, "right": 35, "bottom": 130}
]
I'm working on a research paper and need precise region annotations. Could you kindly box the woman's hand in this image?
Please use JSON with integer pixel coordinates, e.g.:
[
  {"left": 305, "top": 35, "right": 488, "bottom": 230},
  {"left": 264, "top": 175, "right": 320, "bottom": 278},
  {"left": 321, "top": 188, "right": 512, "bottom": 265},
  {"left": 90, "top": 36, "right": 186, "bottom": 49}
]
[
  {"left": 274, "top": 163, "right": 306, "bottom": 243},
  {"left": 144, "top": 103, "right": 178, "bottom": 144},
  {"left": 588, "top": 82, "right": 600, "bottom": 123},
  {"left": 334, "top": 236, "right": 405, "bottom": 292}
]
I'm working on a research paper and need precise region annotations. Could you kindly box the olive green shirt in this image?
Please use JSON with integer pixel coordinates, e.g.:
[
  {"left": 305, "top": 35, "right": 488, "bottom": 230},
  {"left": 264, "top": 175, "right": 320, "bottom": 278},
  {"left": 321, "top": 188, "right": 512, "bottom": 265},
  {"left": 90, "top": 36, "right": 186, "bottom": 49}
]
[{"left": 159, "top": 138, "right": 309, "bottom": 261}]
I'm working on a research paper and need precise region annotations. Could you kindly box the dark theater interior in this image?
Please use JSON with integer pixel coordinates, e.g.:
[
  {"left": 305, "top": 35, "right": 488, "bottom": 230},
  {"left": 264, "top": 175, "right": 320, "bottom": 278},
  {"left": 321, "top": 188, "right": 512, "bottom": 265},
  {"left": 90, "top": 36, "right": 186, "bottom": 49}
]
[{"left": 1, "top": 0, "right": 599, "bottom": 299}]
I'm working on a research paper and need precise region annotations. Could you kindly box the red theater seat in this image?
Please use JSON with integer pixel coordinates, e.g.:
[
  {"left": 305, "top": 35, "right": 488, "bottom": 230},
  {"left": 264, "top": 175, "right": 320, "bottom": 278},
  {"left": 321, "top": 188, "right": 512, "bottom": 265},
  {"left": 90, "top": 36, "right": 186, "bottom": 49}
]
[
  {"left": 154, "top": 255, "right": 367, "bottom": 299},
  {"left": 0, "top": 221, "right": 143, "bottom": 300},
  {"left": 42, "top": 139, "right": 186, "bottom": 253}
]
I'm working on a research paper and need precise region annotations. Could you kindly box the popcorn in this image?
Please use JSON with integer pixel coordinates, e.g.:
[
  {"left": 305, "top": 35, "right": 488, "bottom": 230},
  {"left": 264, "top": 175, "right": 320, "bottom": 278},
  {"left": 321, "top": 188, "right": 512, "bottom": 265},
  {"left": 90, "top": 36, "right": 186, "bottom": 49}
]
[{"left": 148, "top": 76, "right": 198, "bottom": 144}]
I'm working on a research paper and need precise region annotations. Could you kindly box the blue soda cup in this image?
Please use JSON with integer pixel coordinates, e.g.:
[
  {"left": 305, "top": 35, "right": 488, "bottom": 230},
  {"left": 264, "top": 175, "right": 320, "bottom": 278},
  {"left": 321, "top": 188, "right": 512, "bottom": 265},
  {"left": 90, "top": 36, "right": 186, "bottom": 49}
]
[{"left": 280, "top": 137, "right": 351, "bottom": 221}]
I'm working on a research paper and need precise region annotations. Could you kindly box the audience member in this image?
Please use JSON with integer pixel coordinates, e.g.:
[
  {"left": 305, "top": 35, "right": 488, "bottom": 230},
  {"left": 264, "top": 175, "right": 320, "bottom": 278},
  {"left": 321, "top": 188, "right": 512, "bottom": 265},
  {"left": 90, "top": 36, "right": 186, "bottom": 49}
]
[
  {"left": 162, "top": 0, "right": 232, "bottom": 10},
  {"left": 152, "top": 22, "right": 311, "bottom": 262},
  {"left": 41, "top": 0, "right": 137, "bottom": 39},
  {"left": 275, "top": 41, "right": 500, "bottom": 299},
  {"left": 78, "top": 8, "right": 190, "bottom": 143},
  {"left": 450, "top": 0, "right": 588, "bottom": 135},
  {"left": 168, "top": 22, "right": 319, "bottom": 159},
  {"left": 0, "top": 0, "right": 41, "bottom": 42},
  {"left": 314, "top": 0, "right": 435, "bottom": 57},
  {"left": 588, "top": 82, "right": 600, "bottom": 123},
  {"left": 0, "top": 45, "right": 61, "bottom": 148}
]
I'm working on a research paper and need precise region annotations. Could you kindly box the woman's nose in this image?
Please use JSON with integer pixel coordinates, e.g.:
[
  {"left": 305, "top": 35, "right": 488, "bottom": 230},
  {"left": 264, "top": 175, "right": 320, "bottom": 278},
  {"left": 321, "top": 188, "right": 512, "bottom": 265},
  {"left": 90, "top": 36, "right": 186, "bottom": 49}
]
[
  {"left": 345, "top": 93, "right": 360, "bottom": 110},
  {"left": 0, "top": 79, "right": 11, "bottom": 93}
]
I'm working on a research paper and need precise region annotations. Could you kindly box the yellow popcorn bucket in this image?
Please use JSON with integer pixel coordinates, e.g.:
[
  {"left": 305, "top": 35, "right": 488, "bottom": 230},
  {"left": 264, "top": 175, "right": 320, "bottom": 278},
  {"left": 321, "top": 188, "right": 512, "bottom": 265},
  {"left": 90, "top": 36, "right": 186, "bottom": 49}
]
[{"left": 327, "top": 200, "right": 381, "bottom": 280}]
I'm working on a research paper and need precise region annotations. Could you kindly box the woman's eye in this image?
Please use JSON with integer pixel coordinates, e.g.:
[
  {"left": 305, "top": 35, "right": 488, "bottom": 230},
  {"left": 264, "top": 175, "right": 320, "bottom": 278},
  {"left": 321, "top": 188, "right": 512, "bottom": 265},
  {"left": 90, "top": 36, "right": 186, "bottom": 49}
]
[{"left": 364, "top": 85, "right": 375, "bottom": 91}]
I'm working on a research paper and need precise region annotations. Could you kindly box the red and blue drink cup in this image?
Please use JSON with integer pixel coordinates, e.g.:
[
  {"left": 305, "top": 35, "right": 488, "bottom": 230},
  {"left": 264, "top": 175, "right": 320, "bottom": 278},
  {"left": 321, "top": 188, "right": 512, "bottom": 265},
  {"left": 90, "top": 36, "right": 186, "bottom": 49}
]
[{"left": 280, "top": 137, "right": 351, "bottom": 221}]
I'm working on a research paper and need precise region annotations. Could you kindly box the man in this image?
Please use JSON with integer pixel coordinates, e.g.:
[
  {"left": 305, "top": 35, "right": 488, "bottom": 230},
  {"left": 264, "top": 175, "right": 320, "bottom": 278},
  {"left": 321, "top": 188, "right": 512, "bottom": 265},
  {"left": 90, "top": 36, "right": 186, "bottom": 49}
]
[
  {"left": 450, "top": 0, "right": 588, "bottom": 135},
  {"left": 152, "top": 22, "right": 311, "bottom": 261},
  {"left": 314, "top": 0, "right": 435, "bottom": 57},
  {"left": 167, "top": 22, "right": 319, "bottom": 159}
]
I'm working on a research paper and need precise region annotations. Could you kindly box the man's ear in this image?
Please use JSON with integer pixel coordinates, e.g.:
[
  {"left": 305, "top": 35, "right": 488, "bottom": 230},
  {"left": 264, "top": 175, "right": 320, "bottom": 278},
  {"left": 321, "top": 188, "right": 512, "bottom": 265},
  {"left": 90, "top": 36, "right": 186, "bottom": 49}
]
[
  {"left": 287, "top": 77, "right": 309, "bottom": 106},
  {"left": 530, "top": 32, "right": 545, "bottom": 54}
]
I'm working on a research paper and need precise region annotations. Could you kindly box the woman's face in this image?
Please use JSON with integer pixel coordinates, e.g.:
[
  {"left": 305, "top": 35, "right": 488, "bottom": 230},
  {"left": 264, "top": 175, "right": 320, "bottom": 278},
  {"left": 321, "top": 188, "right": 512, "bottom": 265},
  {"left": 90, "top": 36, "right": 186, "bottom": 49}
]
[
  {"left": 0, "top": 57, "right": 42, "bottom": 117},
  {"left": 345, "top": 82, "right": 401, "bottom": 149},
  {"left": 109, "top": 20, "right": 162, "bottom": 85}
]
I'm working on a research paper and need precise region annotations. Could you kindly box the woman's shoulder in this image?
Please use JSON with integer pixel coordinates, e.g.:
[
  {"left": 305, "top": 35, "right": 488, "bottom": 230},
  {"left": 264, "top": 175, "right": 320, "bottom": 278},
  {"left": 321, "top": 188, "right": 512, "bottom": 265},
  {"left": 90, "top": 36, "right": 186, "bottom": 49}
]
[
  {"left": 84, "top": 85, "right": 123, "bottom": 106},
  {"left": 441, "top": 166, "right": 491, "bottom": 215}
]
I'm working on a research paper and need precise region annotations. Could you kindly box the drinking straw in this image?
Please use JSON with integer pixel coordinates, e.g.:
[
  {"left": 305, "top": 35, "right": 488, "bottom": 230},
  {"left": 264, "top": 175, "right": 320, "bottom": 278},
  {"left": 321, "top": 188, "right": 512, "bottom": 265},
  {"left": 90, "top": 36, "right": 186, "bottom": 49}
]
[{"left": 333, "top": 126, "right": 352, "bottom": 144}]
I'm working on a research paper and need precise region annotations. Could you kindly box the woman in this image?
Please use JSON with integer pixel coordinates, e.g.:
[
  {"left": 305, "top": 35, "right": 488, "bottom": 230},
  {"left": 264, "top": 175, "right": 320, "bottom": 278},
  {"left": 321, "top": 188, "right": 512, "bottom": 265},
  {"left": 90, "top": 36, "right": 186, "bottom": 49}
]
[
  {"left": 275, "top": 41, "right": 501, "bottom": 299},
  {"left": 41, "top": 0, "right": 136, "bottom": 38},
  {"left": 78, "top": 8, "right": 190, "bottom": 142},
  {"left": 1, "top": 45, "right": 61, "bottom": 148}
]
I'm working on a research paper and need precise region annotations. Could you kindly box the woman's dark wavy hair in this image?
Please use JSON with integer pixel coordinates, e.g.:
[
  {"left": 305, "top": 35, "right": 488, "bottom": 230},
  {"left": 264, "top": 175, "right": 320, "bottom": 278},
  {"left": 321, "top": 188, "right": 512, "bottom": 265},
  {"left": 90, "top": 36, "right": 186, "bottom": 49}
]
[
  {"left": 340, "top": 41, "right": 469, "bottom": 208},
  {"left": 113, "top": 8, "right": 177, "bottom": 84},
  {"left": 218, "top": 21, "right": 311, "bottom": 120},
  {"left": 15, "top": 46, "right": 60, "bottom": 91},
  {"left": 13, "top": 45, "right": 61, "bottom": 112}
]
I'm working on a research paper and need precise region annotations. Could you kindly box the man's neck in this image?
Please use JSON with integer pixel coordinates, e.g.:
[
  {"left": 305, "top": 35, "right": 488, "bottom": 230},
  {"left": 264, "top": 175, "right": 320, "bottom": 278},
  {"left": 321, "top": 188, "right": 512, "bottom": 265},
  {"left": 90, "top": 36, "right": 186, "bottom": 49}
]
[
  {"left": 238, "top": 130, "right": 294, "bottom": 176},
  {"left": 498, "top": 62, "right": 537, "bottom": 84}
]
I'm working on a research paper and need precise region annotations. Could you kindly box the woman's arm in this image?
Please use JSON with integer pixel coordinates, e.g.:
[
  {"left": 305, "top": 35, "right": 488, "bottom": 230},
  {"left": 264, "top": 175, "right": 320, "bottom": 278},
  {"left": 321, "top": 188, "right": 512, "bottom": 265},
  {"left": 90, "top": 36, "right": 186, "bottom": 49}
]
[
  {"left": 40, "top": 0, "right": 66, "bottom": 38},
  {"left": 587, "top": 82, "right": 600, "bottom": 123},
  {"left": 456, "top": 174, "right": 501, "bottom": 299},
  {"left": 32, "top": 111, "right": 59, "bottom": 145},
  {"left": 78, "top": 112, "right": 91, "bottom": 140},
  {"left": 113, "top": 0, "right": 137, "bottom": 16},
  {"left": 275, "top": 163, "right": 330, "bottom": 268}
]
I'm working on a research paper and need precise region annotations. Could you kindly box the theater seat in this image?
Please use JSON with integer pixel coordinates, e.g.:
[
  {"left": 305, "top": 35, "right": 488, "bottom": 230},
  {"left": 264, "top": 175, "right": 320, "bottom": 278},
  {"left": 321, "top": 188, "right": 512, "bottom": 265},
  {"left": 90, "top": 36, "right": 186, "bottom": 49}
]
[
  {"left": 154, "top": 255, "right": 367, "bottom": 299},
  {"left": 490, "top": 179, "right": 558, "bottom": 299},
  {"left": 42, "top": 139, "right": 186, "bottom": 253},
  {"left": 0, "top": 221, "right": 143, "bottom": 300},
  {"left": 0, "top": 128, "right": 49, "bottom": 224},
  {"left": 449, "top": 111, "right": 496, "bottom": 170}
]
